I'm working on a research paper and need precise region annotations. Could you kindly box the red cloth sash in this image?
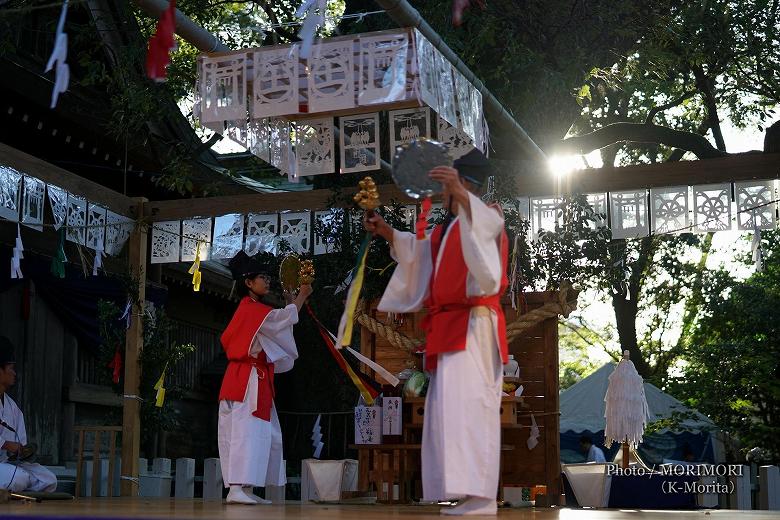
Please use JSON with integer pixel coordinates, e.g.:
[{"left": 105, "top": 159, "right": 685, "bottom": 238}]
[
  {"left": 218, "top": 296, "right": 276, "bottom": 421},
  {"left": 423, "top": 212, "right": 509, "bottom": 371}
]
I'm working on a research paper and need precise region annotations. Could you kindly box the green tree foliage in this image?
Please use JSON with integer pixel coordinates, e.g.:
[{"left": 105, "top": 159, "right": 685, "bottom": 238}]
[
  {"left": 97, "top": 296, "right": 195, "bottom": 454},
  {"left": 669, "top": 231, "right": 780, "bottom": 460}
]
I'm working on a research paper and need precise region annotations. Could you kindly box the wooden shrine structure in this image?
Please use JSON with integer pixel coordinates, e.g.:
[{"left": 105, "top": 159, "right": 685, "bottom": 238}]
[
  {"left": 2, "top": 139, "right": 780, "bottom": 496},
  {"left": 2, "top": 0, "right": 780, "bottom": 503}
]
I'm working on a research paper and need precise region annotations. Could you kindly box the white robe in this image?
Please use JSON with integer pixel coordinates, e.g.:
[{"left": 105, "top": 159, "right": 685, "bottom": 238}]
[
  {"left": 218, "top": 304, "right": 299, "bottom": 488},
  {"left": 378, "top": 193, "right": 505, "bottom": 501},
  {"left": 0, "top": 394, "right": 57, "bottom": 493}
]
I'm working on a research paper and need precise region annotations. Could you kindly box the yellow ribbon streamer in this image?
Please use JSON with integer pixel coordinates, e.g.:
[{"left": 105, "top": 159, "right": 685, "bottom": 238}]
[
  {"left": 188, "top": 242, "right": 202, "bottom": 292},
  {"left": 336, "top": 233, "right": 371, "bottom": 348},
  {"left": 154, "top": 362, "right": 168, "bottom": 408}
]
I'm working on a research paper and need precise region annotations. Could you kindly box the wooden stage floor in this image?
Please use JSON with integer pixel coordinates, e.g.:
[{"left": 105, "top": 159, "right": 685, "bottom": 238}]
[{"left": 1, "top": 499, "right": 780, "bottom": 519}]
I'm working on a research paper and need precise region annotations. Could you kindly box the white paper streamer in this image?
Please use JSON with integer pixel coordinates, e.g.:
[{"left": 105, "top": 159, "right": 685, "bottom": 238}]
[
  {"left": 752, "top": 224, "right": 763, "bottom": 273},
  {"left": 527, "top": 414, "right": 539, "bottom": 450},
  {"left": 346, "top": 346, "right": 400, "bottom": 387},
  {"left": 296, "top": 0, "right": 327, "bottom": 60},
  {"left": 311, "top": 414, "right": 324, "bottom": 458},
  {"left": 45, "top": 0, "right": 70, "bottom": 109},
  {"left": 93, "top": 244, "right": 104, "bottom": 276},
  {"left": 10, "top": 225, "right": 23, "bottom": 279}
]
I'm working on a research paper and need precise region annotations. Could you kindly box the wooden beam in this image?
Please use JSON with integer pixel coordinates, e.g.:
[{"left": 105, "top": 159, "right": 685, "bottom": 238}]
[
  {"left": 0, "top": 142, "right": 136, "bottom": 216},
  {"left": 146, "top": 183, "right": 417, "bottom": 221},
  {"left": 120, "top": 199, "right": 148, "bottom": 497},
  {"left": 513, "top": 152, "right": 780, "bottom": 196}
]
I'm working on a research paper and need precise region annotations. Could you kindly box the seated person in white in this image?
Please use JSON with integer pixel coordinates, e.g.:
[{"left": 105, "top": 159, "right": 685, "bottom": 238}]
[
  {"left": 0, "top": 336, "right": 57, "bottom": 493},
  {"left": 580, "top": 435, "right": 606, "bottom": 463}
]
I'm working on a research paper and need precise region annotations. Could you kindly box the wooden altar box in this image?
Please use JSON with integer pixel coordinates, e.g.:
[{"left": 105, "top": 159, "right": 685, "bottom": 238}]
[{"left": 358, "top": 293, "right": 561, "bottom": 505}]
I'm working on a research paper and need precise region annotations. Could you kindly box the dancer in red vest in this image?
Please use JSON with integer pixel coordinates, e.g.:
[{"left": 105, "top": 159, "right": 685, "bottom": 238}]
[
  {"left": 364, "top": 149, "right": 508, "bottom": 516},
  {"left": 219, "top": 251, "right": 313, "bottom": 505}
]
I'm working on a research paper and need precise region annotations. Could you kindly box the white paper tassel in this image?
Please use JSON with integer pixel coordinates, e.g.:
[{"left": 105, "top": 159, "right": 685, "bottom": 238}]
[
  {"left": 604, "top": 351, "right": 650, "bottom": 449},
  {"left": 45, "top": 1, "right": 70, "bottom": 109},
  {"left": 10, "top": 225, "right": 24, "bottom": 279},
  {"left": 311, "top": 414, "right": 324, "bottom": 458},
  {"left": 92, "top": 244, "right": 104, "bottom": 276},
  {"left": 752, "top": 226, "right": 764, "bottom": 273}
]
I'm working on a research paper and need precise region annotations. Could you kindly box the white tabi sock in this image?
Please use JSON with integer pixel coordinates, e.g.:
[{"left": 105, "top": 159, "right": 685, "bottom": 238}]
[
  {"left": 243, "top": 485, "right": 272, "bottom": 505},
  {"left": 226, "top": 485, "right": 258, "bottom": 505},
  {"left": 440, "top": 496, "right": 498, "bottom": 516}
]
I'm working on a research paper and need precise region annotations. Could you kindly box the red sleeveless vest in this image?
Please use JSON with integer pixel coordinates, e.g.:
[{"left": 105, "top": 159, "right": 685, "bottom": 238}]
[
  {"left": 422, "top": 212, "right": 509, "bottom": 371},
  {"left": 218, "top": 296, "right": 276, "bottom": 421}
]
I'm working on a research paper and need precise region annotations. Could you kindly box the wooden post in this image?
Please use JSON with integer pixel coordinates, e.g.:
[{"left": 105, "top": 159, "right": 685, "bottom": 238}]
[
  {"left": 120, "top": 198, "right": 148, "bottom": 496},
  {"left": 622, "top": 443, "right": 629, "bottom": 469}
]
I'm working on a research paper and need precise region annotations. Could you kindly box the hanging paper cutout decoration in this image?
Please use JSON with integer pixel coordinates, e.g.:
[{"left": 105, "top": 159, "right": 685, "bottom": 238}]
[
  {"left": 212, "top": 214, "right": 244, "bottom": 259},
  {"left": 279, "top": 211, "right": 311, "bottom": 254},
  {"left": 65, "top": 193, "right": 87, "bottom": 245},
  {"left": 145, "top": 0, "right": 177, "bottom": 82},
  {"left": 454, "top": 72, "right": 477, "bottom": 140},
  {"left": 313, "top": 209, "right": 343, "bottom": 255},
  {"left": 413, "top": 29, "right": 439, "bottom": 112},
  {"left": 246, "top": 213, "right": 279, "bottom": 255},
  {"left": 181, "top": 218, "right": 212, "bottom": 262},
  {"left": 151, "top": 221, "right": 181, "bottom": 264},
  {"left": 295, "top": 118, "right": 334, "bottom": 176},
  {"left": 248, "top": 118, "right": 271, "bottom": 162},
  {"left": 308, "top": 41, "right": 356, "bottom": 112},
  {"left": 224, "top": 118, "right": 248, "bottom": 147},
  {"left": 358, "top": 33, "right": 408, "bottom": 105},
  {"left": 650, "top": 187, "right": 690, "bottom": 234},
  {"left": 85, "top": 204, "right": 107, "bottom": 251},
  {"left": 105, "top": 211, "right": 133, "bottom": 256},
  {"left": 46, "top": 184, "right": 68, "bottom": 230},
  {"left": 471, "top": 87, "right": 486, "bottom": 152},
  {"left": 609, "top": 190, "right": 649, "bottom": 239},
  {"left": 530, "top": 196, "right": 562, "bottom": 240},
  {"left": 10, "top": 225, "right": 23, "bottom": 279},
  {"left": 0, "top": 166, "right": 22, "bottom": 221},
  {"left": 585, "top": 193, "right": 608, "bottom": 229},
  {"left": 21, "top": 176, "right": 45, "bottom": 231},
  {"left": 735, "top": 180, "right": 776, "bottom": 231},
  {"left": 199, "top": 53, "right": 248, "bottom": 124},
  {"left": 252, "top": 47, "right": 300, "bottom": 118},
  {"left": 433, "top": 50, "right": 457, "bottom": 126},
  {"left": 269, "top": 119, "right": 292, "bottom": 173},
  {"left": 389, "top": 107, "right": 430, "bottom": 159},
  {"left": 340, "top": 113, "right": 380, "bottom": 173},
  {"left": 44, "top": 0, "right": 70, "bottom": 108},
  {"left": 92, "top": 244, "right": 104, "bottom": 276},
  {"left": 437, "top": 115, "right": 473, "bottom": 159},
  {"left": 693, "top": 183, "right": 732, "bottom": 232}
]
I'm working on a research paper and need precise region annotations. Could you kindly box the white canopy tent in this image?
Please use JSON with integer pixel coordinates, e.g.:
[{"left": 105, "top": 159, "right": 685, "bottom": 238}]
[{"left": 560, "top": 363, "right": 723, "bottom": 463}]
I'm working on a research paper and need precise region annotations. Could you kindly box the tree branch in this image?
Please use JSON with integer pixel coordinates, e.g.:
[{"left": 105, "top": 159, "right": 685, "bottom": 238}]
[
  {"left": 644, "top": 91, "right": 697, "bottom": 125},
  {"left": 558, "top": 122, "right": 726, "bottom": 159}
]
